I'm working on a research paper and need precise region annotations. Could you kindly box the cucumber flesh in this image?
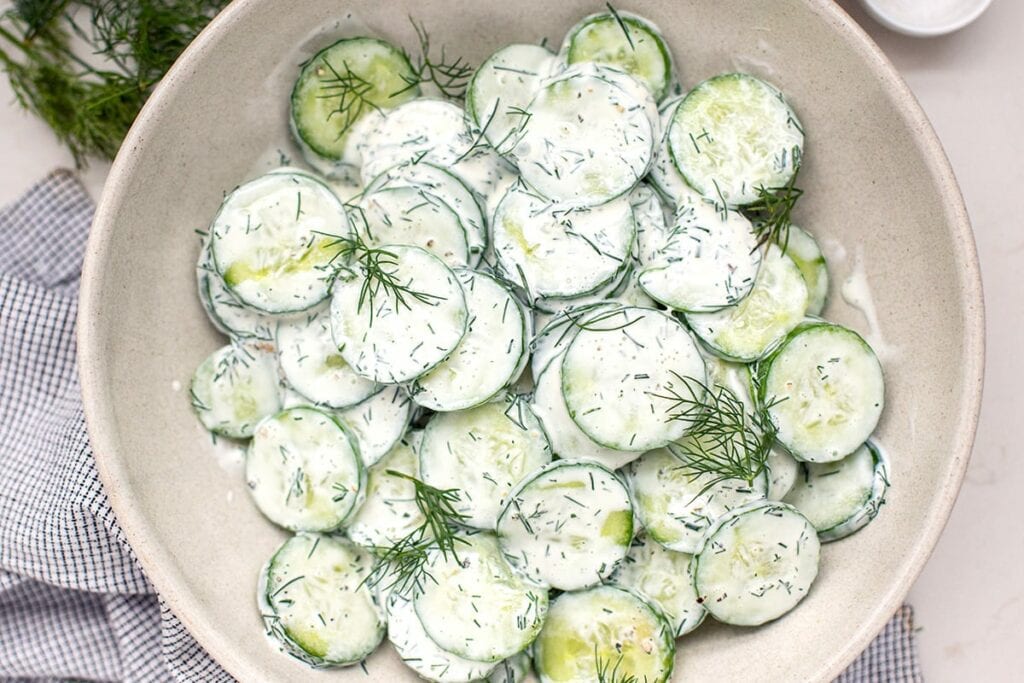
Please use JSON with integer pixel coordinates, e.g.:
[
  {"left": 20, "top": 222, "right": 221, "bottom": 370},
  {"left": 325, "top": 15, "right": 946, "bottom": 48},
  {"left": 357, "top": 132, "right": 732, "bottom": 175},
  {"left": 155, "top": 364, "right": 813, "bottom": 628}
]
[
  {"left": 495, "top": 460, "right": 633, "bottom": 591},
  {"left": 563, "top": 11, "right": 674, "bottom": 101},
  {"left": 783, "top": 441, "right": 889, "bottom": 541},
  {"left": 533, "top": 585, "right": 674, "bottom": 683},
  {"left": 345, "top": 431, "right": 425, "bottom": 548},
  {"left": 783, "top": 224, "right": 829, "bottom": 316},
  {"left": 692, "top": 501, "right": 820, "bottom": 626},
  {"left": 649, "top": 96, "right": 706, "bottom": 209},
  {"left": 246, "top": 407, "right": 364, "bottom": 532},
  {"left": 668, "top": 73, "right": 804, "bottom": 207},
  {"left": 190, "top": 342, "right": 282, "bottom": 439},
  {"left": 262, "top": 533, "right": 385, "bottom": 666},
  {"left": 629, "top": 447, "right": 767, "bottom": 553},
  {"left": 419, "top": 396, "right": 551, "bottom": 529},
  {"left": 334, "top": 385, "right": 413, "bottom": 468},
  {"left": 488, "top": 652, "right": 532, "bottom": 683},
  {"left": 757, "top": 322, "right": 884, "bottom": 462},
  {"left": 767, "top": 445, "right": 801, "bottom": 501},
  {"left": 612, "top": 534, "right": 706, "bottom": 637},
  {"left": 358, "top": 186, "right": 471, "bottom": 267},
  {"left": 197, "top": 240, "right": 275, "bottom": 340},
  {"left": 414, "top": 533, "right": 549, "bottom": 662}
]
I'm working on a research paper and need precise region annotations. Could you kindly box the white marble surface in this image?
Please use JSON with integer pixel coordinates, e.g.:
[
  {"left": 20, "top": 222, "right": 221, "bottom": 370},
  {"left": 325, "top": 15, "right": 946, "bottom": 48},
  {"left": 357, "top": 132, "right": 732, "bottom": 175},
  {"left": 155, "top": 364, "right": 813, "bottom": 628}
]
[{"left": 0, "top": 2, "right": 1019, "bottom": 679}]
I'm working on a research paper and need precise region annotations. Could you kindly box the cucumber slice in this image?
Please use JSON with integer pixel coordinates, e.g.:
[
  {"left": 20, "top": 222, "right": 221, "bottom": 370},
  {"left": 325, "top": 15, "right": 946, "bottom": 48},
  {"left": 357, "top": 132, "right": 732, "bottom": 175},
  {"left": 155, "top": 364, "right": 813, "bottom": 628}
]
[
  {"left": 414, "top": 533, "right": 549, "bottom": 662},
  {"left": 365, "top": 162, "right": 487, "bottom": 256},
  {"left": 190, "top": 342, "right": 282, "bottom": 439},
  {"left": 649, "top": 96, "right": 706, "bottom": 209},
  {"left": 692, "top": 500, "right": 820, "bottom": 626},
  {"left": 629, "top": 183, "right": 671, "bottom": 267},
  {"left": 563, "top": 11, "right": 674, "bottom": 101},
  {"left": 330, "top": 245, "right": 469, "bottom": 383},
  {"left": 493, "top": 183, "right": 635, "bottom": 300},
  {"left": 197, "top": 240, "right": 275, "bottom": 340},
  {"left": 245, "top": 407, "right": 364, "bottom": 532},
  {"left": 345, "top": 431, "right": 425, "bottom": 548},
  {"left": 767, "top": 445, "right": 801, "bottom": 501},
  {"left": 783, "top": 441, "right": 889, "bottom": 542},
  {"left": 468, "top": 44, "right": 556, "bottom": 154},
  {"left": 533, "top": 585, "right": 674, "bottom": 683},
  {"left": 783, "top": 224, "right": 829, "bottom": 316},
  {"left": 276, "top": 310, "right": 378, "bottom": 409},
  {"left": 561, "top": 307, "right": 705, "bottom": 451},
  {"left": 419, "top": 396, "right": 552, "bottom": 529},
  {"left": 495, "top": 460, "right": 633, "bottom": 591},
  {"left": 639, "top": 199, "right": 761, "bottom": 313},
  {"left": 530, "top": 351, "right": 640, "bottom": 469},
  {"left": 290, "top": 38, "right": 419, "bottom": 168},
  {"left": 359, "top": 99, "right": 507, "bottom": 197},
  {"left": 261, "top": 533, "right": 385, "bottom": 666},
  {"left": 209, "top": 171, "right": 347, "bottom": 314},
  {"left": 529, "top": 302, "right": 623, "bottom": 380},
  {"left": 629, "top": 447, "right": 767, "bottom": 553},
  {"left": 685, "top": 245, "right": 809, "bottom": 362},
  {"left": 488, "top": 652, "right": 532, "bottom": 683},
  {"left": 358, "top": 186, "right": 471, "bottom": 267},
  {"left": 531, "top": 259, "right": 632, "bottom": 316},
  {"left": 513, "top": 67, "right": 655, "bottom": 206},
  {"left": 755, "top": 321, "right": 885, "bottom": 463},
  {"left": 334, "top": 385, "right": 413, "bottom": 467},
  {"left": 387, "top": 592, "right": 498, "bottom": 682},
  {"left": 411, "top": 270, "right": 530, "bottom": 412},
  {"left": 667, "top": 73, "right": 804, "bottom": 207},
  {"left": 612, "top": 533, "right": 706, "bottom": 637}
]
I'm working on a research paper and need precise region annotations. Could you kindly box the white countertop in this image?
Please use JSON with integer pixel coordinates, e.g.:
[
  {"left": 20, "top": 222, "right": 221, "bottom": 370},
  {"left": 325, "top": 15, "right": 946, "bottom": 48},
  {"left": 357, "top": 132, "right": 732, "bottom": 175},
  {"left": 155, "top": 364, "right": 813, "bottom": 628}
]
[{"left": 1, "top": 2, "right": 1019, "bottom": 679}]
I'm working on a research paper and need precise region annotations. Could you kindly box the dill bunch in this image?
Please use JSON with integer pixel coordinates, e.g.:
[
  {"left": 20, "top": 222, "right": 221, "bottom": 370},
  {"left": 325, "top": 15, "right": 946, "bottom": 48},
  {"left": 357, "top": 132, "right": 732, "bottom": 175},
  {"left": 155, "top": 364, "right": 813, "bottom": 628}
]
[{"left": 0, "top": 0, "right": 227, "bottom": 167}]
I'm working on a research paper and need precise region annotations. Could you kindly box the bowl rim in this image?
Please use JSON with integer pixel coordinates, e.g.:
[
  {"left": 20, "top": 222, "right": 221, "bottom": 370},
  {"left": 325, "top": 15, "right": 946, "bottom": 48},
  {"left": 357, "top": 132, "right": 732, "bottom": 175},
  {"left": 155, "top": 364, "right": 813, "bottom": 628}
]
[{"left": 77, "top": 0, "right": 986, "bottom": 680}]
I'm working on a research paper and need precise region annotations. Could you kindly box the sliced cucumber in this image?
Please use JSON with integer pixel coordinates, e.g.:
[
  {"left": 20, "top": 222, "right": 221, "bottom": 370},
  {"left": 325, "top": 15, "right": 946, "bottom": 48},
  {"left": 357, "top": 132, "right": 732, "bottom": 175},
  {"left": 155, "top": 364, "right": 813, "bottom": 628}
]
[
  {"left": 359, "top": 99, "right": 506, "bottom": 197},
  {"left": 330, "top": 244, "right": 469, "bottom": 383},
  {"left": 783, "top": 224, "right": 829, "bottom": 316},
  {"left": 629, "top": 447, "right": 767, "bottom": 553},
  {"left": 197, "top": 240, "right": 275, "bottom": 340},
  {"left": 411, "top": 270, "right": 530, "bottom": 412},
  {"left": 530, "top": 260, "right": 631, "bottom": 316},
  {"left": 262, "top": 533, "right": 384, "bottom": 666},
  {"left": 612, "top": 533, "right": 706, "bottom": 638},
  {"left": 784, "top": 441, "right": 889, "bottom": 542},
  {"left": 639, "top": 199, "right": 761, "bottom": 313},
  {"left": 190, "top": 342, "right": 282, "bottom": 439},
  {"left": 334, "top": 385, "right": 413, "bottom": 467},
  {"left": 561, "top": 307, "right": 705, "bottom": 451},
  {"left": 533, "top": 585, "right": 674, "bottom": 683},
  {"left": 468, "top": 44, "right": 556, "bottom": 154},
  {"left": 767, "top": 445, "right": 801, "bottom": 501},
  {"left": 529, "top": 302, "right": 622, "bottom": 380},
  {"left": 668, "top": 73, "right": 804, "bottom": 207},
  {"left": 276, "top": 309, "right": 378, "bottom": 409},
  {"left": 387, "top": 592, "right": 498, "bottom": 682},
  {"left": 419, "top": 396, "right": 551, "bottom": 529},
  {"left": 755, "top": 321, "right": 884, "bottom": 462},
  {"left": 629, "top": 183, "right": 671, "bottom": 267},
  {"left": 365, "top": 162, "right": 487, "bottom": 256},
  {"left": 493, "top": 183, "right": 634, "bottom": 300},
  {"left": 488, "top": 652, "right": 532, "bottom": 683},
  {"left": 530, "top": 350, "right": 640, "bottom": 469},
  {"left": 495, "top": 460, "right": 633, "bottom": 591},
  {"left": 290, "top": 38, "right": 419, "bottom": 169},
  {"left": 692, "top": 500, "right": 820, "bottom": 626},
  {"left": 357, "top": 186, "right": 471, "bottom": 267},
  {"left": 210, "top": 171, "right": 347, "bottom": 314},
  {"left": 345, "top": 431, "right": 425, "bottom": 548},
  {"left": 246, "top": 407, "right": 364, "bottom": 532},
  {"left": 649, "top": 96, "right": 706, "bottom": 209},
  {"left": 513, "top": 67, "right": 655, "bottom": 206},
  {"left": 415, "top": 533, "right": 549, "bottom": 662},
  {"left": 685, "top": 245, "right": 808, "bottom": 362},
  {"left": 563, "top": 11, "right": 674, "bottom": 101}
]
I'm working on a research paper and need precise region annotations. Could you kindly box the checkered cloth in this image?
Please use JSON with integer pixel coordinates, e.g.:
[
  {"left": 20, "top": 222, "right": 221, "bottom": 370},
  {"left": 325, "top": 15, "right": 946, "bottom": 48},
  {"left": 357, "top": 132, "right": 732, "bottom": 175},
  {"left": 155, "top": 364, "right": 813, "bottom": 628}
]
[{"left": 0, "top": 171, "right": 924, "bottom": 682}]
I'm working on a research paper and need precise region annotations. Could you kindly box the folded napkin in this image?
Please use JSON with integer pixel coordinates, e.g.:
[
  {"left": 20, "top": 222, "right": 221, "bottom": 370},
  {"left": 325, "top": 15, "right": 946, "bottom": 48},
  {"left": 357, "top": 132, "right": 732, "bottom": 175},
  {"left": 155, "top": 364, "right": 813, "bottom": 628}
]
[{"left": 0, "top": 171, "right": 924, "bottom": 682}]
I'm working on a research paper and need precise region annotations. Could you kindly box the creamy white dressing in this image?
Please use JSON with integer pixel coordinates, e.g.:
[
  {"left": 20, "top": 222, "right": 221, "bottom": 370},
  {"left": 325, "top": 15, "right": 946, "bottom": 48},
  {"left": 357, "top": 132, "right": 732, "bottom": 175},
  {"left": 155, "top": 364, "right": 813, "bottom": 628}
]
[{"left": 841, "top": 246, "right": 898, "bottom": 363}]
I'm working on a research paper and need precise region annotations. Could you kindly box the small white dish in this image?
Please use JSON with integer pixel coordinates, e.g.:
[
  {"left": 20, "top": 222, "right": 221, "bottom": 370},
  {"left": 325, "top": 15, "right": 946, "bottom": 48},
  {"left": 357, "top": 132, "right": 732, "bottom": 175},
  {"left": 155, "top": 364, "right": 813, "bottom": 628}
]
[{"left": 860, "top": 0, "right": 993, "bottom": 37}]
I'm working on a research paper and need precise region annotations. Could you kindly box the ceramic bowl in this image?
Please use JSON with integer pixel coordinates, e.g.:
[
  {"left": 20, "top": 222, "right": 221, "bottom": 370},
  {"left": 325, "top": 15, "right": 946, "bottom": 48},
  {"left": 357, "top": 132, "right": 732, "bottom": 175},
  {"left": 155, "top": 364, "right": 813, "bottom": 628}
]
[{"left": 78, "top": 0, "right": 985, "bottom": 680}]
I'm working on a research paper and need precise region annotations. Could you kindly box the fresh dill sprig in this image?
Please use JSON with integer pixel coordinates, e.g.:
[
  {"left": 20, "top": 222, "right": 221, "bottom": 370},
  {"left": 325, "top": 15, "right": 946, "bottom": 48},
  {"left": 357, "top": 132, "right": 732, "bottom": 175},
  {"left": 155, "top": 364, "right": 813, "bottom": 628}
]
[
  {"left": 0, "top": 1, "right": 227, "bottom": 166},
  {"left": 362, "top": 470, "right": 468, "bottom": 597},
  {"left": 316, "top": 57, "right": 379, "bottom": 133},
  {"left": 743, "top": 162, "right": 804, "bottom": 251},
  {"left": 394, "top": 16, "right": 473, "bottom": 100},
  {"left": 653, "top": 373, "right": 781, "bottom": 489},
  {"left": 594, "top": 646, "right": 639, "bottom": 683}
]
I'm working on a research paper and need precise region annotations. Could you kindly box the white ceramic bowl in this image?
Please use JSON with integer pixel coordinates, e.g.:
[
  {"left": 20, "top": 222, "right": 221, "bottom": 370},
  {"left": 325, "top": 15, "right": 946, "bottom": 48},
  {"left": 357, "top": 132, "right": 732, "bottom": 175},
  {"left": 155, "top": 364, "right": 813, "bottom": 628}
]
[
  {"left": 860, "top": 0, "right": 993, "bottom": 37},
  {"left": 78, "top": 1, "right": 985, "bottom": 681}
]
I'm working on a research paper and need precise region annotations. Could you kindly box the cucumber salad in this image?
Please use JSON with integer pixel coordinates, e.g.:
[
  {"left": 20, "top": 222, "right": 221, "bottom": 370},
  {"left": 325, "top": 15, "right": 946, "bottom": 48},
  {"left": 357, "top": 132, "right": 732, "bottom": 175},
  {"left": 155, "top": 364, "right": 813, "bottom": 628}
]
[{"left": 190, "top": 7, "right": 890, "bottom": 681}]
